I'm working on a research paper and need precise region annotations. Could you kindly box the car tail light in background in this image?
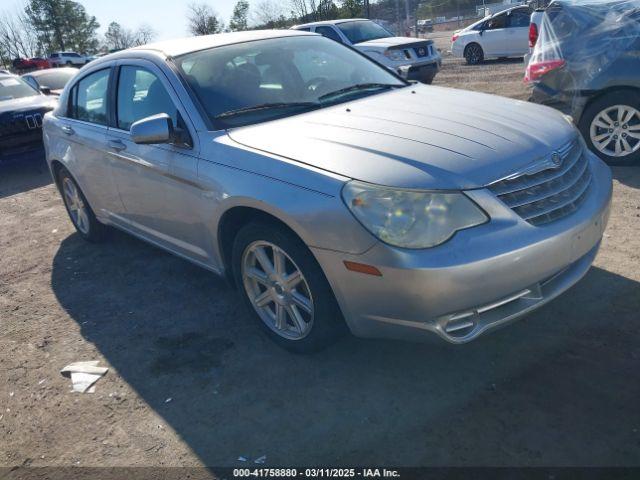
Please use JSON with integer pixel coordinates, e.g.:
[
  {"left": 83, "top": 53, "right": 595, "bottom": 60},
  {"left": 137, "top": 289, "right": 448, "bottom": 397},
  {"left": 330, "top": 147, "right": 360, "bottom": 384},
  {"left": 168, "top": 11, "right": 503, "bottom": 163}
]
[
  {"left": 524, "top": 59, "right": 566, "bottom": 82},
  {"left": 529, "top": 23, "right": 539, "bottom": 48},
  {"left": 452, "top": 33, "right": 459, "bottom": 42}
]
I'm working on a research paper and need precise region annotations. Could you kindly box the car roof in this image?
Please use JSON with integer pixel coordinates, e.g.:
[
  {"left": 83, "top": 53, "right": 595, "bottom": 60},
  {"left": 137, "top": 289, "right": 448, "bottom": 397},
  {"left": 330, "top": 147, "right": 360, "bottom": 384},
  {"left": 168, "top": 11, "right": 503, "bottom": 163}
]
[
  {"left": 294, "top": 18, "right": 370, "bottom": 28},
  {"left": 24, "top": 67, "right": 77, "bottom": 78},
  {"left": 130, "top": 29, "right": 316, "bottom": 57}
]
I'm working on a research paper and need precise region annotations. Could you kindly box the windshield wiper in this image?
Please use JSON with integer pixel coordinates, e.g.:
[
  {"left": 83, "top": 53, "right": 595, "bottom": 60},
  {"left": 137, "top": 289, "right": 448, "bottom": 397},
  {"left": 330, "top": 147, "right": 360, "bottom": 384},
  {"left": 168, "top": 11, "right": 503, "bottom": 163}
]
[
  {"left": 318, "top": 83, "right": 403, "bottom": 102},
  {"left": 215, "top": 102, "right": 319, "bottom": 119}
]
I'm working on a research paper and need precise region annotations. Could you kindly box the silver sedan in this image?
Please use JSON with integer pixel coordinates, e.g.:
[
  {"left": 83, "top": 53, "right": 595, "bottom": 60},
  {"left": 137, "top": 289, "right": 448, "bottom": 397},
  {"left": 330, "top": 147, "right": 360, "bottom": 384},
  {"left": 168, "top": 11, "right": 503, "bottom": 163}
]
[{"left": 43, "top": 30, "right": 612, "bottom": 352}]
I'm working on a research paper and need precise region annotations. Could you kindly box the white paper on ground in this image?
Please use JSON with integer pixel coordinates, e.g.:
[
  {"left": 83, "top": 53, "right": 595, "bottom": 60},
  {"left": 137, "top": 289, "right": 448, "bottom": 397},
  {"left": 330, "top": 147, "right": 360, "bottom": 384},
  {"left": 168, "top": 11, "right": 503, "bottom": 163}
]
[{"left": 60, "top": 361, "right": 108, "bottom": 393}]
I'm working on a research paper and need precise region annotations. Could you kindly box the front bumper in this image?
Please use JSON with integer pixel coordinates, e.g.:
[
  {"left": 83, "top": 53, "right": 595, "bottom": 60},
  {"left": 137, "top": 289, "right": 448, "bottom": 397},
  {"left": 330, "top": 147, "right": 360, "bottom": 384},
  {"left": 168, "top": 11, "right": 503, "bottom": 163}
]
[
  {"left": 312, "top": 153, "right": 612, "bottom": 343},
  {"left": 396, "top": 58, "right": 441, "bottom": 83}
]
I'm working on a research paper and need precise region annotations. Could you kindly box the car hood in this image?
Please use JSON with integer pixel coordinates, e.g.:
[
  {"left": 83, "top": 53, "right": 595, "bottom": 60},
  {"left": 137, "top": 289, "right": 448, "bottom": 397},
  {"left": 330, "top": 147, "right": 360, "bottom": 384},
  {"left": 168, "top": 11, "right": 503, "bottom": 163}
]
[
  {"left": 227, "top": 85, "right": 577, "bottom": 190},
  {"left": 355, "top": 36, "right": 432, "bottom": 48},
  {"left": 0, "top": 94, "right": 55, "bottom": 115}
]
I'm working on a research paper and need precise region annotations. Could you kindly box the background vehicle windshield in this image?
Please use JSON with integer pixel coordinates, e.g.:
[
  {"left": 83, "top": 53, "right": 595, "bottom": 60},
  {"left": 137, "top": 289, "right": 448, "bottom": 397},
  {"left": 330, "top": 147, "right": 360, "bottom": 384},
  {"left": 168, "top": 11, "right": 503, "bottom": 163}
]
[
  {"left": 337, "top": 20, "right": 393, "bottom": 44},
  {"left": 0, "top": 76, "right": 38, "bottom": 101},
  {"left": 176, "top": 35, "right": 404, "bottom": 128},
  {"left": 33, "top": 70, "right": 76, "bottom": 90}
]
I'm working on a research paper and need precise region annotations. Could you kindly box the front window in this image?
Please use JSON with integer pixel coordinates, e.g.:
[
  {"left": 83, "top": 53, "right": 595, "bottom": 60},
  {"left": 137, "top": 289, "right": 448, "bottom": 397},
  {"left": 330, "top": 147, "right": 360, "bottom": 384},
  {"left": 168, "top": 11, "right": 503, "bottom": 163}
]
[
  {"left": 486, "top": 14, "right": 507, "bottom": 30},
  {"left": 336, "top": 20, "right": 393, "bottom": 44},
  {"left": 0, "top": 76, "right": 39, "bottom": 101},
  {"left": 116, "top": 66, "right": 179, "bottom": 130},
  {"left": 175, "top": 35, "right": 405, "bottom": 128}
]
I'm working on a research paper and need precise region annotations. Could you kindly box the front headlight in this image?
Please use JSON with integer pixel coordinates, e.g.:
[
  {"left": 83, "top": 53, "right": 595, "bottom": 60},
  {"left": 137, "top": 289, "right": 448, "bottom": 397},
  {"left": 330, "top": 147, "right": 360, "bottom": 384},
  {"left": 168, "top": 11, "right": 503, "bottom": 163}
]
[
  {"left": 383, "top": 49, "right": 406, "bottom": 61},
  {"left": 342, "top": 181, "right": 488, "bottom": 249}
]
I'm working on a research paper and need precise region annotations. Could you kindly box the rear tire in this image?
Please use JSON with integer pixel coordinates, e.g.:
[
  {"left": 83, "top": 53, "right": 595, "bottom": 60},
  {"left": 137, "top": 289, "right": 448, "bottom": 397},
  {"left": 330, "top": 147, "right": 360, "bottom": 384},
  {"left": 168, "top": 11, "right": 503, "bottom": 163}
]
[
  {"left": 57, "top": 167, "right": 106, "bottom": 242},
  {"left": 464, "top": 43, "right": 484, "bottom": 65},
  {"left": 232, "top": 221, "right": 346, "bottom": 353},
  {"left": 578, "top": 90, "right": 640, "bottom": 166}
]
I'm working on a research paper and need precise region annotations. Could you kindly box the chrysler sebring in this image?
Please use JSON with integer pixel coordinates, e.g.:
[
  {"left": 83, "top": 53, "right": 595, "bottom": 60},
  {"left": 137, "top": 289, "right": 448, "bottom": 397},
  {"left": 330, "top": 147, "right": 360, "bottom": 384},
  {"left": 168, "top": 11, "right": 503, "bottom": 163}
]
[{"left": 43, "top": 30, "right": 612, "bottom": 352}]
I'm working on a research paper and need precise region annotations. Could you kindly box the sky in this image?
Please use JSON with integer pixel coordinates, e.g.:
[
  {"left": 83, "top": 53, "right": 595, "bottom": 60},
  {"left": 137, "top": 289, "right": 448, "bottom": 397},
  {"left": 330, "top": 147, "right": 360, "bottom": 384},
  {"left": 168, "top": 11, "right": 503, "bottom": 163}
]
[{"left": 4, "top": 0, "right": 242, "bottom": 41}]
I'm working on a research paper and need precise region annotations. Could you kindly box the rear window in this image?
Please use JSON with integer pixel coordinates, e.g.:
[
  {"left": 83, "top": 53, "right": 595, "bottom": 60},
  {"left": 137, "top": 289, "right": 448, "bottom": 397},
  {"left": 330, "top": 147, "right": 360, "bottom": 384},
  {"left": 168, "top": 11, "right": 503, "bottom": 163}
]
[{"left": 68, "top": 69, "right": 110, "bottom": 125}]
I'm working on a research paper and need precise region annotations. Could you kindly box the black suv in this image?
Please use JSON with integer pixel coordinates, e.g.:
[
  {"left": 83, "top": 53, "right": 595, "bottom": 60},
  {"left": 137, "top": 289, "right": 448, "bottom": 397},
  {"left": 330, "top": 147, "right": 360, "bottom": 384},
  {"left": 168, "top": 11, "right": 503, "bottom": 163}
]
[{"left": 527, "top": 0, "right": 640, "bottom": 165}]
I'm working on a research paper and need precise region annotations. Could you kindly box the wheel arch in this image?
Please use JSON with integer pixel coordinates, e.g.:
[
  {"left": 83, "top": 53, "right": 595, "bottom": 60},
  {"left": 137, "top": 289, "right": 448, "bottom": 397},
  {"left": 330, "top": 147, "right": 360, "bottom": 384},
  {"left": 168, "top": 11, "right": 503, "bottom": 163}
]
[
  {"left": 464, "top": 42, "right": 482, "bottom": 54},
  {"left": 50, "top": 159, "right": 67, "bottom": 190},
  {"left": 217, "top": 205, "right": 309, "bottom": 286},
  {"left": 578, "top": 86, "right": 640, "bottom": 125}
]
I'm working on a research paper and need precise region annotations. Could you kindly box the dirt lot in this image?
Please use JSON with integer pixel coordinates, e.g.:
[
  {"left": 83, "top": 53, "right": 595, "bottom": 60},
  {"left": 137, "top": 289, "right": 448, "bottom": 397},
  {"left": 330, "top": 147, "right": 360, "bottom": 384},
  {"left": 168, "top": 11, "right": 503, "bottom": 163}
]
[{"left": 1, "top": 34, "right": 640, "bottom": 471}]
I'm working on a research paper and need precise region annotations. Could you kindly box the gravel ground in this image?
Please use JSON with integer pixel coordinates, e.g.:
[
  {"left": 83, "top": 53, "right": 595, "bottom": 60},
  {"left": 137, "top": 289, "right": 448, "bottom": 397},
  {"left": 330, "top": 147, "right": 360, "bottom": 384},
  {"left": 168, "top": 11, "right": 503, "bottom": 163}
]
[{"left": 1, "top": 37, "right": 640, "bottom": 471}]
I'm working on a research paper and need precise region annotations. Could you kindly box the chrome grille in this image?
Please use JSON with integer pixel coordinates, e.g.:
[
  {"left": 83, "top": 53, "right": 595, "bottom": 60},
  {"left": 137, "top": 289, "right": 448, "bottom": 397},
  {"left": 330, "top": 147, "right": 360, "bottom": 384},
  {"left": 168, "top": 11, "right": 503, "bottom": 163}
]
[{"left": 488, "top": 140, "right": 592, "bottom": 226}]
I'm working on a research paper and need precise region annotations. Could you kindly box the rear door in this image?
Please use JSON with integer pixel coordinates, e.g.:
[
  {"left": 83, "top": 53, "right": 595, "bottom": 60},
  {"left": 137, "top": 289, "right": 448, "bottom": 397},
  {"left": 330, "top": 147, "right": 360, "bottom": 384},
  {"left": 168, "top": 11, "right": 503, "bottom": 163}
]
[
  {"left": 56, "top": 66, "right": 124, "bottom": 216},
  {"left": 105, "top": 59, "right": 208, "bottom": 262},
  {"left": 506, "top": 8, "right": 532, "bottom": 56}
]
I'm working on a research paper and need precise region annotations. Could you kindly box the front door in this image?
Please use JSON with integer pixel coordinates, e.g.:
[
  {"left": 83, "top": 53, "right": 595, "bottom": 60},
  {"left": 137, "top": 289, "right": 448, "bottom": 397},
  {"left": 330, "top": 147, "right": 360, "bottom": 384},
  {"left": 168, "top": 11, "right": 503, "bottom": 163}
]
[
  {"left": 105, "top": 60, "right": 210, "bottom": 263},
  {"left": 481, "top": 13, "right": 509, "bottom": 57}
]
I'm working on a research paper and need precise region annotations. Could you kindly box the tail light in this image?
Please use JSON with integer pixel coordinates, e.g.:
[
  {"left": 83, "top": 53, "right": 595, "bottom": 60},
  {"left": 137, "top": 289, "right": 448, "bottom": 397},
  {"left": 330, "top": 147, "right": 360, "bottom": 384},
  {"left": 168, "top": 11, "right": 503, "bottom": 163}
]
[
  {"left": 524, "top": 59, "right": 566, "bottom": 82},
  {"left": 529, "top": 23, "right": 538, "bottom": 48},
  {"left": 452, "top": 34, "right": 459, "bottom": 42}
]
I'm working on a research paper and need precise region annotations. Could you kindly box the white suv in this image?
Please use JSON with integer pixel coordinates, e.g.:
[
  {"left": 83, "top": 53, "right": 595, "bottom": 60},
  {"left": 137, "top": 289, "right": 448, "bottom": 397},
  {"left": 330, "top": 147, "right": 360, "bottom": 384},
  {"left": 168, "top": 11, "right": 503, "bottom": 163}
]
[
  {"left": 49, "top": 52, "right": 89, "bottom": 67},
  {"left": 292, "top": 19, "right": 442, "bottom": 84},
  {"left": 451, "top": 6, "right": 532, "bottom": 65}
]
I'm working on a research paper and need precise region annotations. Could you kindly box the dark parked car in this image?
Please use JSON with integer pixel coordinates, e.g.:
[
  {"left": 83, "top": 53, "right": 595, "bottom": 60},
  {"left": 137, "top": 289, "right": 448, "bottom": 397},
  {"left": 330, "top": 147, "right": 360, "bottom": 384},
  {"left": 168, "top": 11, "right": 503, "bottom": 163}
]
[
  {"left": 21, "top": 68, "right": 77, "bottom": 96},
  {"left": 526, "top": 0, "right": 640, "bottom": 165},
  {"left": 0, "top": 72, "right": 56, "bottom": 160}
]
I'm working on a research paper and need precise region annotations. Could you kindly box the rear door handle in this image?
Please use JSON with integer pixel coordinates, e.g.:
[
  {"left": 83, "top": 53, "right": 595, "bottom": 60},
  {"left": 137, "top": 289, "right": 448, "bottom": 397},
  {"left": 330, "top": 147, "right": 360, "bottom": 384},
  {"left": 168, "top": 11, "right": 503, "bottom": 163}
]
[
  {"left": 107, "top": 139, "right": 126, "bottom": 152},
  {"left": 61, "top": 126, "right": 74, "bottom": 135}
]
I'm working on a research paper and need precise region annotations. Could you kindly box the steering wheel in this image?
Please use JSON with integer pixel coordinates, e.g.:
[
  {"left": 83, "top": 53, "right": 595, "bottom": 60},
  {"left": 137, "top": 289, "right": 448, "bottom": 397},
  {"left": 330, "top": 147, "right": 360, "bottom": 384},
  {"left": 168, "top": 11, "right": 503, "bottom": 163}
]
[{"left": 306, "top": 77, "right": 329, "bottom": 93}]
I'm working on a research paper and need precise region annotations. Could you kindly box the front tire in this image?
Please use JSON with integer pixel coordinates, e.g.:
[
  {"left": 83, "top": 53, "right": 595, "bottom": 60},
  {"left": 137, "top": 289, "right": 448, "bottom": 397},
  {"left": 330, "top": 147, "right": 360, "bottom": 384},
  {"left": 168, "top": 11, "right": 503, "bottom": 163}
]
[
  {"left": 578, "top": 90, "right": 640, "bottom": 166},
  {"left": 464, "top": 43, "right": 484, "bottom": 65},
  {"left": 57, "top": 167, "right": 106, "bottom": 242},
  {"left": 232, "top": 221, "right": 345, "bottom": 353}
]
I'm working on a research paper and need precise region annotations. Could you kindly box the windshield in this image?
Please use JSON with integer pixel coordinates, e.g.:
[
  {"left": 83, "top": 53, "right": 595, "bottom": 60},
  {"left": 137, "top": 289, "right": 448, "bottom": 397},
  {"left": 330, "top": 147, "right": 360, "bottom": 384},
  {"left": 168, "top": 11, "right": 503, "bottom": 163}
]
[
  {"left": 337, "top": 20, "right": 394, "bottom": 44},
  {"left": 33, "top": 70, "right": 76, "bottom": 90},
  {"left": 0, "top": 76, "right": 38, "bottom": 101},
  {"left": 176, "top": 35, "right": 405, "bottom": 128}
]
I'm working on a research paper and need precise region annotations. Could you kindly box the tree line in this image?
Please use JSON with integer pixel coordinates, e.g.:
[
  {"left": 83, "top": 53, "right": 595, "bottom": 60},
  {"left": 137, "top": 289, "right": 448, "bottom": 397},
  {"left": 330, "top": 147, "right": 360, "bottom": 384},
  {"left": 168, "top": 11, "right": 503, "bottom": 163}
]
[
  {"left": 0, "top": 0, "right": 156, "bottom": 66},
  {"left": 1, "top": 0, "right": 463, "bottom": 66}
]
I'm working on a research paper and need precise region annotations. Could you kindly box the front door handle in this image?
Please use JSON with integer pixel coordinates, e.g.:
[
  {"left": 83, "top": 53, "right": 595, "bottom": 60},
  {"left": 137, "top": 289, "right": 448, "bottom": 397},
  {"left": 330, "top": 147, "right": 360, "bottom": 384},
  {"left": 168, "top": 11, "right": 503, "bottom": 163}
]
[
  {"left": 107, "top": 139, "right": 126, "bottom": 152},
  {"left": 61, "top": 125, "right": 74, "bottom": 135}
]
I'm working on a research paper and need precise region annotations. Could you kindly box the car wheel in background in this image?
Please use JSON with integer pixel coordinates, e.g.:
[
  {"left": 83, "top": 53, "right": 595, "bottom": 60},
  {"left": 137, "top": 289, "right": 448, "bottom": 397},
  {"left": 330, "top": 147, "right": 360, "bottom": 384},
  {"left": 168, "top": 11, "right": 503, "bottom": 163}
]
[
  {"left": 464, "top": 43, "right": 484, "bottom": 65},
  {"left": 579, "top": 90, "right": 640, "bottom": 166},
  {"left": 57, "top": 167, "right": 106, "bottom": 242},
  {"left": 232, "top": 221, "right": 345, "bottom": 353}
]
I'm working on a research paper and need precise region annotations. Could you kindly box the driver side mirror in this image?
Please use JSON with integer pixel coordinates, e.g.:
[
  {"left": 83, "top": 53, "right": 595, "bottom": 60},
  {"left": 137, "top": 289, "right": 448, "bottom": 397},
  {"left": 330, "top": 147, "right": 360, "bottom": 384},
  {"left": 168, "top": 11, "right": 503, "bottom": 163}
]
[
  {"left": 39, "top": 86, "right": 51, "bottom": 95},
  {"left": 130, "top": 113, "right": 175, "bottom": 145}
]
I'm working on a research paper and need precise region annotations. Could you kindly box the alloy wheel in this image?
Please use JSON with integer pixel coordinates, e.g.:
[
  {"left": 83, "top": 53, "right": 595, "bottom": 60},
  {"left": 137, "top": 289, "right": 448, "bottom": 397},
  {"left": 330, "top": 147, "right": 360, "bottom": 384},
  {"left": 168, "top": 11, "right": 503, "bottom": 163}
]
[
  {"left": 466, "top": 44, "right": 482, "bottom": 64},
  {"left": 241, "top": 241, "right": 314, "bottom": 340},
  {"left": 62, "top": 177, "right": 90, "bottom": 234},
  {"left": 590, "top": 104, "right": 640, "bottom": 158}
]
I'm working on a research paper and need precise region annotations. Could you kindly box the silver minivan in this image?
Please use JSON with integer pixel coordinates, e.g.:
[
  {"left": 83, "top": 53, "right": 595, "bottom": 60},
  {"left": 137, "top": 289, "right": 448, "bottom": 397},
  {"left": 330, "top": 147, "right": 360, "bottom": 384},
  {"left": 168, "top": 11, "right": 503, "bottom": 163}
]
[{"left": 43, "top": 30, "right": 612, "bottom": 352}]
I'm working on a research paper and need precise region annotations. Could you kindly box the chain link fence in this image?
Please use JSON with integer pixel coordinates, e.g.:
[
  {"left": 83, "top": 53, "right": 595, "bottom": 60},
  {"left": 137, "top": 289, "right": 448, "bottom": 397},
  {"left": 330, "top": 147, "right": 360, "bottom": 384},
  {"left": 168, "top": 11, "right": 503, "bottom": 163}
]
[{"left": 369, "top": 0, "right": 527, "bottom": 36}]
